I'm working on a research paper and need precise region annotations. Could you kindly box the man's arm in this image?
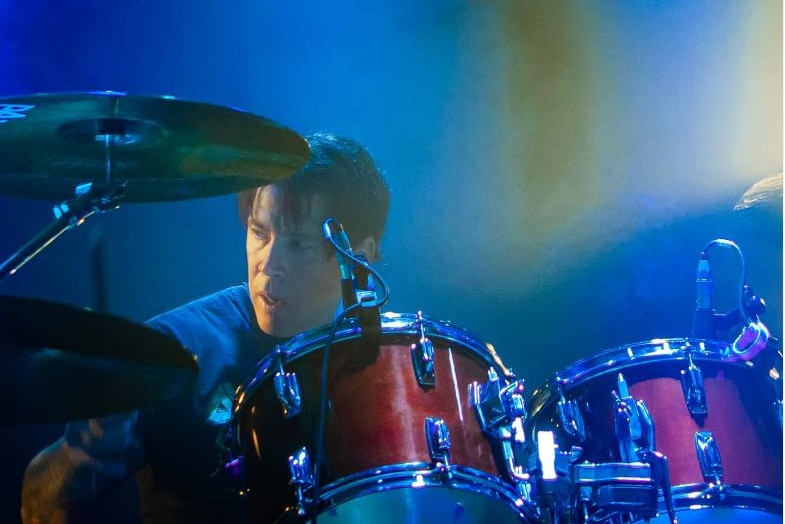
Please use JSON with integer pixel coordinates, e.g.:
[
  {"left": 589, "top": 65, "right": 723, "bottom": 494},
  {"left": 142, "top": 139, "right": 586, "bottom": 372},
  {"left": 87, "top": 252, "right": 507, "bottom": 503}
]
[{"left": 21, "top": 413, "right": 142, "bottom": 524}]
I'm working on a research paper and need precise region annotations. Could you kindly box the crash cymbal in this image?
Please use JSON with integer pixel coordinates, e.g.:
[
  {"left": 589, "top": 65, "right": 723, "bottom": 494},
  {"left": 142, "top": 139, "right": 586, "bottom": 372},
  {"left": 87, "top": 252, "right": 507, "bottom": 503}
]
[
  {"left": 0, "top": 91, "right": 309, "bottom": 202},
  {"left": 0, "top": 295, "right": 198, "bottom": 425},
  {"left": 734, "top": 172, "right": 783, "bottom": 212}
]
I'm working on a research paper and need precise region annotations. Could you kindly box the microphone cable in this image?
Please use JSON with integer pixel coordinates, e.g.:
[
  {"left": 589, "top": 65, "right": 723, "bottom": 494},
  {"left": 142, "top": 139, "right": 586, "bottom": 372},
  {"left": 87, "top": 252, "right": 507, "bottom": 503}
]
[{"left": 309, "top": 219, "right": 390, "bottom": 523}]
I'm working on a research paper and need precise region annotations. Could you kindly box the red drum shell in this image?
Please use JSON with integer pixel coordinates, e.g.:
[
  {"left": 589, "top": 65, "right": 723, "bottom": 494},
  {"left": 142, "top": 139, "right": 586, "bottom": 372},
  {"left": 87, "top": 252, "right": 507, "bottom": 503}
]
[{"left": 231, "top": 313, "right": 509, "bottom": 523}]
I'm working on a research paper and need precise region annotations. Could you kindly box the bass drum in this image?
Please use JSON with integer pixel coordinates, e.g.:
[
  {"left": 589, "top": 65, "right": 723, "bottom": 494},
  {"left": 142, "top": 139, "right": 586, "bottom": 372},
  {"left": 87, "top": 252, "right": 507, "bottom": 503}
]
[
  {"left": 528, "top": 338, "right": 782, "bottom": 523},
  {"left": 228, "top": 312, "right": 534, "bottom": 523}
]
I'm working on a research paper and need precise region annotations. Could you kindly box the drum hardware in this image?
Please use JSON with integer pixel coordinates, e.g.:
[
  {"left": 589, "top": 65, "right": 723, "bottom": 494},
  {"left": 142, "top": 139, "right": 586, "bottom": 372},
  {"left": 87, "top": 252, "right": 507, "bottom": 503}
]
[
  {"left": 534, "top": 433, "right": 677, "bottom": 523},
  {"left": 424, "top": 417, "right": 453, "bottom": 476},
  {"left": 469, "top": 368, "right": 530, "bottom": 486},
  {"left": 556, "top": 383, "right": 586, "bottom": 442},
  {"left": 613, "top": 374, "right": 678, "bottom": 522},
  {"left": 571, "top": 461, "right": 659, "bottom": 521},
  {"left": 273, "top": 350, "right": 302, "bottom": 418},
  {"left": 222, "top": 454, "right": 248, "bottom": 495},
  {"left": 613, "top": 373, "right": 656, "bottom": 462},
  {"left": 694, "top": 431, "right": 723, "bottom": 486},
  {"left": 0, "top": 180, "right": 125, "bottom": 280},
  {"left": 679, "top": 352, "right": 707, "bottom": 420},
  {"left": 411, "top": 311, "right": 436, "bottom": 387},
  {"left": 636, "top": 450, "right": 677, "bottom": 524},
  {"left": 530, "top": 431, "right": 572, "bottom": 519},
  {"left": 0, "top": 295, "right": 198, "bottom": 425},
  {"left": 288, "top": 447, "right": 315, "bottom": 517}
]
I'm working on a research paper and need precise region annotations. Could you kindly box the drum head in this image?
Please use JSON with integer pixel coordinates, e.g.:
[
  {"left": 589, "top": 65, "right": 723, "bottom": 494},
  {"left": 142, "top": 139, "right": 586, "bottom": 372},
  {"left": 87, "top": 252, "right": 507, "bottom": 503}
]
[{"left": 276, "top": 465, "right": 534, "bottom": 523}]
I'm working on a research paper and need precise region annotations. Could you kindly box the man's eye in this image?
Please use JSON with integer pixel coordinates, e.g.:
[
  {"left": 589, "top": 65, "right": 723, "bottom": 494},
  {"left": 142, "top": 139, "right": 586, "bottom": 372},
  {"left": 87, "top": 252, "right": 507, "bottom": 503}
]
[
  {"left": 291, "top": 239, "right": 314, "bottom": 250},
  {"left": 251, "top": 228, "right": 270, "bottom": 242}
]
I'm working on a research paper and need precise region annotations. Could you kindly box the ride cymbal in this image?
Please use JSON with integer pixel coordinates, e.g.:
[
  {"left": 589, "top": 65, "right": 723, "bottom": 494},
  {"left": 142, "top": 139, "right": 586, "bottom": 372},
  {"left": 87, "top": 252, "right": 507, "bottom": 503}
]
[
  {"left": 0, "top": 295, "right": 199, "bottom": 425},
  {"left": 0, "top": 91, "right": 309, "bottom": 202}
]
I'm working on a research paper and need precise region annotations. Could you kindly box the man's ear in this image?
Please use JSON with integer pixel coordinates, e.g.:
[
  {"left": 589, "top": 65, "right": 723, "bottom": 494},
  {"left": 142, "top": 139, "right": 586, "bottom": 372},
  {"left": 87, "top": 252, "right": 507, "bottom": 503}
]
[{"left": 356, "top": 236, "right": 379, "bottom": 262}]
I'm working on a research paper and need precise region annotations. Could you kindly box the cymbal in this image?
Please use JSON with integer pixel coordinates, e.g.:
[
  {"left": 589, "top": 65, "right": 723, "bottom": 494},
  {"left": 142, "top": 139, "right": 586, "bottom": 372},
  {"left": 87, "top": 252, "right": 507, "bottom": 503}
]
[
  {"left": 0, "top": 91, "right": 309, "bottom": 202},
  {"left": 734, "top": 172, "right": 783, "bottom": 212},
  {"left": 0, "top": 295, "right": 199, "bottom": 425}
]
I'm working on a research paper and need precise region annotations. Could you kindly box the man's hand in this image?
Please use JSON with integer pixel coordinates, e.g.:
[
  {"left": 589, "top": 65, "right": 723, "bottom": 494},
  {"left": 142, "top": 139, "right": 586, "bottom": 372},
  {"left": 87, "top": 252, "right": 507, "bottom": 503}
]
[{"left": 21, "top": 412, "right": 142, "bottom": 524}]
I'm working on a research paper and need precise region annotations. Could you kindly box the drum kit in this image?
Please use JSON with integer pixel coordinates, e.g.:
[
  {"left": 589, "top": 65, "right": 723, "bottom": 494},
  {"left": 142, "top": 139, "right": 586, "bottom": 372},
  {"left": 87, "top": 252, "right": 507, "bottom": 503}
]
[{"left": 0, "top": 91, "right": 782, "bottom": 523}]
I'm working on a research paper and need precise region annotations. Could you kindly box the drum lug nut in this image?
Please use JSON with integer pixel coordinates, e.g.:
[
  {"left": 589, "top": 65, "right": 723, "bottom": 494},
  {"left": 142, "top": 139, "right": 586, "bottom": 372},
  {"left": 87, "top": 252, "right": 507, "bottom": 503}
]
[
  {"left": 274, "top": 369, "right": 302, "bottom": 418},
  {"left": 613, "top": 373, "right": 656, "bottom": 463},
  {"left": 680, "top": 352, "right": 708, "bottom": 421},
  {"left": 556, "top": 384, "right": 586, "bottom": 443},
  {"left": 288, "top": 447, "right": 314, "bottom": 516},
  {"left": 695, "top": 430, "right": 724, "bottom": 485},
  {"left": 411, "top": 311, "right": 436, "bottom": 387},
  {"left": 424, "top": 417, "right": 452, "bottom": 473}
]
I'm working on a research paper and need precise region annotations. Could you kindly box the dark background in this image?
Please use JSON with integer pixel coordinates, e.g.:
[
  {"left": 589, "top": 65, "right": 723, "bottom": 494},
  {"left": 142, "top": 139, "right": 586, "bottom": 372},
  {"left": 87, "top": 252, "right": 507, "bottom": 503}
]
[{"left": 0, "top": 1, "right": 781, "bottom": 522}]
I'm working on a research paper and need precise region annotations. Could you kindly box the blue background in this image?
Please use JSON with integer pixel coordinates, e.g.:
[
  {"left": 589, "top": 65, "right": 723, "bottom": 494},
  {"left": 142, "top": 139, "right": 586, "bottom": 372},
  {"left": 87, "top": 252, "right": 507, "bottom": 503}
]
[{"left": 0, "top": 1, "right": 781, "bottom": 521}]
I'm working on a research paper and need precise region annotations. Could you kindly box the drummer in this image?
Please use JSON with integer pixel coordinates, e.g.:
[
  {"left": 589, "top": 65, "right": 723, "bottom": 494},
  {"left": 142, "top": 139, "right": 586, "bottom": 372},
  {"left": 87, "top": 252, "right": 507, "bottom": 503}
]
[{"left": 21, "top": 132, "right": 391, "bottom": 524}]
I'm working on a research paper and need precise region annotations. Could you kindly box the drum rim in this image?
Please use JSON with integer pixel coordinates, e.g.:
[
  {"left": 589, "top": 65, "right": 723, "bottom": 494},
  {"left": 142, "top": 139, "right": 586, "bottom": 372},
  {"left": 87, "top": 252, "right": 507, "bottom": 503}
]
[
  {"left": 664, "top": 482, "right": 783, "bottom": 514},
  {"left": 286, "top": 462, "right": 534, "bottom": 520},
  {"left": 230, "top": 311, "right": 510, "bottom": 427},
  {"left": 527, "top": 337, "right": 751, "bottom": 417}
]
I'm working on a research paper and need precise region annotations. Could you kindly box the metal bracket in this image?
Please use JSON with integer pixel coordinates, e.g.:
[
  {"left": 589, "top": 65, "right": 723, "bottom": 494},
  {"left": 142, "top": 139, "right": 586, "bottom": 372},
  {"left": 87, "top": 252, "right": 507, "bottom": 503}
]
[
  {"left": 274, "top": 355, "right": 301, "bottom": 418},
  {"left": 680, "top": 352, "right": 708, "bottom": 420},
  {"left": 288, "top": 447, "right": 314, "bottom": 517},
  {"left": 410, "top": 311, "right": 436, "bottom": 387},
  {"left": 470, "top": 368, "right": 529, "bottom": 484},
  {"left": 556, "top": 383, "right": 586, "bottom": 443},
  {"left": 424, "top": 417, "right": 452, "bottom": 470},
  {"left": 695, "top": 430, "right": 724, "bottom": 485},
  {"left": 613, "top": 373, "right": 656, "bottom": 463}
]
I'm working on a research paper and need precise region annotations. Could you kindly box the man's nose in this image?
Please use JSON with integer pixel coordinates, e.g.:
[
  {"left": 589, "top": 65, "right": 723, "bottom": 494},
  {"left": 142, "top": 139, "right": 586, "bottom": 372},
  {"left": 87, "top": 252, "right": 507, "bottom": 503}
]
[{"left": 258, "top": 239, "right": 285, "bottom": 277}]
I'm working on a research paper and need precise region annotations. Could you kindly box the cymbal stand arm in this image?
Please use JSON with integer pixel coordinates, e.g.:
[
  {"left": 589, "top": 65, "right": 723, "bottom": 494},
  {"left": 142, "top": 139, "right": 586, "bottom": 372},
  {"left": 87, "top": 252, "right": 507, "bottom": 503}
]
[{"left": 0, "top": 182, "right": 124, "bottom": 281}]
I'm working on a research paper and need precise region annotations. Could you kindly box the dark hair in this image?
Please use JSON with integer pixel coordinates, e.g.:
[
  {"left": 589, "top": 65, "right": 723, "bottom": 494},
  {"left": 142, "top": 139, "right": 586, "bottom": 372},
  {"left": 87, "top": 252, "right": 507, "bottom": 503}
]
[{"left": 237, "top": 133, "right": 390, "bottom": 252}]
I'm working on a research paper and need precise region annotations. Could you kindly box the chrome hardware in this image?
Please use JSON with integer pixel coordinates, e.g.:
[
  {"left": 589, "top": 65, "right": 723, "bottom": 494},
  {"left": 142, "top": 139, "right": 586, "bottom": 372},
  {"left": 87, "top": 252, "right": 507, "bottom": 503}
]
[
  {"left": 537, "top": 431, "right": 558, "bottom": 481},
  {"left": 410, "top": 311, "right": 435, "bottom": 387},
  {"left": 223, "top": 455, "right": 248, "bottom": 496},
  {"left": 571, "top": 461, "right": 652, "bottom": 484},
  {"left": 680, "top": 352, "right": 707, "bottom": 420},
  {"left": 470, "top": 367, "right": 506, "bottom": 430},
  {"left": 613, "top": 373, "right": 656, "bottom": 463},
  {"left": 274, "top": 356, "right": 301, "bottom": 418},
  {"left": 695, "top": 430, "right": 724, "bottom": 485},
  {"left": 556, "top": 384, "right": 586, "bottom": 442},
  {"left": 288, "top": 447, "right": 314, "bottom": 516},
  {"left": 470, "top": 369, "right": 529, "bottom": 484},
  {"left": 470, "top": 368, "right": 526, "bottom": 432},
  {"left": 424, "top": 417, "right": 451, "bottom": 469},
  {"left": 637, "top": 449, "right": 677, "bottom": 524}
]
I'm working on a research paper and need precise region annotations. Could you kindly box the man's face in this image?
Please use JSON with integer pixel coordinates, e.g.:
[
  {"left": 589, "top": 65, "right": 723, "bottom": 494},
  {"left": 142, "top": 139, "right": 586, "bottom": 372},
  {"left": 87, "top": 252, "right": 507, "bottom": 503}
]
[{"left": 246, "top": 185, "right": 341, "bottom": 337}]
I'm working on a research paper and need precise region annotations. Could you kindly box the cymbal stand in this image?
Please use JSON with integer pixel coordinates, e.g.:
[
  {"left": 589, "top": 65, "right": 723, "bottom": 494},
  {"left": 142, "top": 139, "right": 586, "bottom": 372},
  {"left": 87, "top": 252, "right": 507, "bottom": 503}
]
[{"left": 0, "top": 133, "right": 126, "bottom": 281}]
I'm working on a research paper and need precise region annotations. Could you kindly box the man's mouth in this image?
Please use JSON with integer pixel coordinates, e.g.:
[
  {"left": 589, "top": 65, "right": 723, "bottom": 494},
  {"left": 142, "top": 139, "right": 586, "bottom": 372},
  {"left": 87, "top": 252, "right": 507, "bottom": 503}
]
[{"left": 259, "top": 292, "right": 282, "bottom": 312}]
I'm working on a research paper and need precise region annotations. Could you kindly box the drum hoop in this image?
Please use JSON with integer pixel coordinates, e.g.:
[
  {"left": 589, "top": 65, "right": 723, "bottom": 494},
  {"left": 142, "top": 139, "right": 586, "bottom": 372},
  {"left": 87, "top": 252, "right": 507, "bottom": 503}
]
[
  {"left": 528, "top": 337, "right": 750, "bottom": 417},
  {"left": 665, "top": 483, "right": 783, "bottom": 514},
  {"left": 307, "top": 462, "right": 531, "bottom": 518},
  {"left": 230, "top": 312, "right": 508, "bottom": 429}
]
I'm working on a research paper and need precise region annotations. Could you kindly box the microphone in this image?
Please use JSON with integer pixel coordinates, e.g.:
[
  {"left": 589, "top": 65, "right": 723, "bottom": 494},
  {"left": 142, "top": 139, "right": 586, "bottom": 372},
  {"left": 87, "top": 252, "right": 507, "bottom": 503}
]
[
  {"left": 322, "top": 219, "right": 357, "bottom": 310},
  {"left": 691, "top": 253, "right": 716, "bottom": 339}
]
